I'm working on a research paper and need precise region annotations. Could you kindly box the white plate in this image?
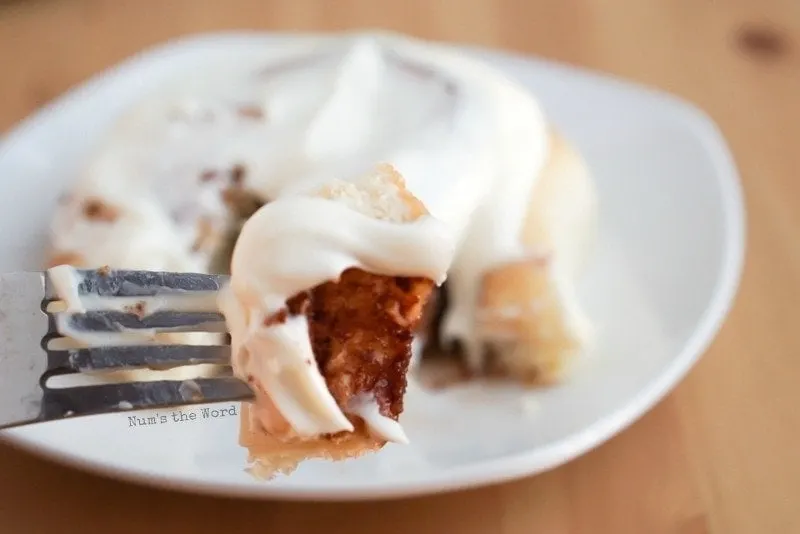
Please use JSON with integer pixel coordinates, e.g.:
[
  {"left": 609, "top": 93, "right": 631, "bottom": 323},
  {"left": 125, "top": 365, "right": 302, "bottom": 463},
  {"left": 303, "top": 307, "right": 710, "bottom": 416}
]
[{"left": 0, "top": 32, "right": 745, "bottom": 500}]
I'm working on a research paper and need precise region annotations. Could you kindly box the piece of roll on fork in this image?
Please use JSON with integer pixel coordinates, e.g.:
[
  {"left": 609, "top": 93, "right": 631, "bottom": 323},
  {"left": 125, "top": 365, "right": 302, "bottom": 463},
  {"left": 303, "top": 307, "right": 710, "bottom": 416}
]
[{"left": 231, "top": 165, "right": 449, "bottom": 477}]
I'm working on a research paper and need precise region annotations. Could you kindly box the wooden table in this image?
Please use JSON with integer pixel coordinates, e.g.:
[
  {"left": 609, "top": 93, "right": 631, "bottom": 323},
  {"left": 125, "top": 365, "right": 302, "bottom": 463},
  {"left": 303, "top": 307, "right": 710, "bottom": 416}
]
[{"left": 1, "top": 0, "right": 798, "bottom": 532}]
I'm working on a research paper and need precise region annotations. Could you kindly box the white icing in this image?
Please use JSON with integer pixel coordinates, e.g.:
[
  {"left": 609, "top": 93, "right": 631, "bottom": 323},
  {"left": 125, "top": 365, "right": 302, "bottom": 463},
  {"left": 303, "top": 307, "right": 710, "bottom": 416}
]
[
  {"left": 50, "top": 31, "right": 553, "bottom": 442},
  {"left": 48, "top": 265, "right": 84, "bottom": 313},
  {"left": 348, "top": 394, "right": 409, "bottom": 444},
  {"left": 229, "top": 312, "right": 354, "bottom": 436}
]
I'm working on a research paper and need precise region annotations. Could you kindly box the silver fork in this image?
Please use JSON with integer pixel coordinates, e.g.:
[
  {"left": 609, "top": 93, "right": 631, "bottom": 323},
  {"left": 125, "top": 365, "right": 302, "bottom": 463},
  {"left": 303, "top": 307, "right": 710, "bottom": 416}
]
[{"left": 0, "top": 268, "right": 253, "bottom": 430}]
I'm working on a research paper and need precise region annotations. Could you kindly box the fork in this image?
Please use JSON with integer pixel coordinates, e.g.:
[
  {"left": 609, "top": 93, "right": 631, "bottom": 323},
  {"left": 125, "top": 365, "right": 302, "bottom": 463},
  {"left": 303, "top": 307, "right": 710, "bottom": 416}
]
[{"left": 0, "top": 268, "right": 254, "bottom": 430}]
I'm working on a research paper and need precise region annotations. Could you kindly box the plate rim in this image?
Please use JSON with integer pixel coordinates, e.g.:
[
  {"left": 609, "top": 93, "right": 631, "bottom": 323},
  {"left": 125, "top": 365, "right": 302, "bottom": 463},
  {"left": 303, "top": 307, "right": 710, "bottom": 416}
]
[{"left": 0, "top": 31, "right": 746, "bottom": 501}]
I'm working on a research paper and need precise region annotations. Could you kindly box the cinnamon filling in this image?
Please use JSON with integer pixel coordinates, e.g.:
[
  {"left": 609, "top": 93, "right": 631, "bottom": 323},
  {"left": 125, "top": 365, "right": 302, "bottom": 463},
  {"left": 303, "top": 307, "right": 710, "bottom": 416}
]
[{"left": 268, "top": 268, "right": 434, "bottom": 422}]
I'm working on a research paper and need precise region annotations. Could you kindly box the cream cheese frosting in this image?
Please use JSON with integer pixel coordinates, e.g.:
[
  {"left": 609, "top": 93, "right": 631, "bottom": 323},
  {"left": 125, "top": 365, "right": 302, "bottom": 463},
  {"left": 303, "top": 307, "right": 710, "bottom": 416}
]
[{"left": 49, "top": 30, "right": 558, "bottom": 441}]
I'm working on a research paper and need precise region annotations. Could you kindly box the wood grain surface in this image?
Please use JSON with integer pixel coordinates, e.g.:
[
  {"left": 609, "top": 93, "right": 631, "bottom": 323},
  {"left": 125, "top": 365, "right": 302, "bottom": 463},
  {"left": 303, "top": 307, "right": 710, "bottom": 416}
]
[{"left": 1, "top": 0, "right": 799, "bottom": 532}]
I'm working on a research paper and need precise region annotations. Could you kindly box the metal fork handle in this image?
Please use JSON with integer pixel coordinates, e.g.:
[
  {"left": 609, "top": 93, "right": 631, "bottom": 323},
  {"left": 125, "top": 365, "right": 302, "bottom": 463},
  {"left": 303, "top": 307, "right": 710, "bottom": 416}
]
[{"left": 0, "top": 272, "right": 49, "bottom": 428}]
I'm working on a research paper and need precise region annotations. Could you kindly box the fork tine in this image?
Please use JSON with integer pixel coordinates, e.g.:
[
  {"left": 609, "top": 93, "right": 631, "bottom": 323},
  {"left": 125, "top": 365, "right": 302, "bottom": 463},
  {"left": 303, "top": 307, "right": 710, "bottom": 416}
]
[
  {"left": 41, "top": 377, "right": 253, "bottom": 419},
  {"left": 45, "top": 268, "right": 229, "bottom": 300},
  {"left": 61, "top": 310, "right": 227, "bottom": 333},
  {"left": 48, "top": 345, "right": 232, "bottom": 372}
]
